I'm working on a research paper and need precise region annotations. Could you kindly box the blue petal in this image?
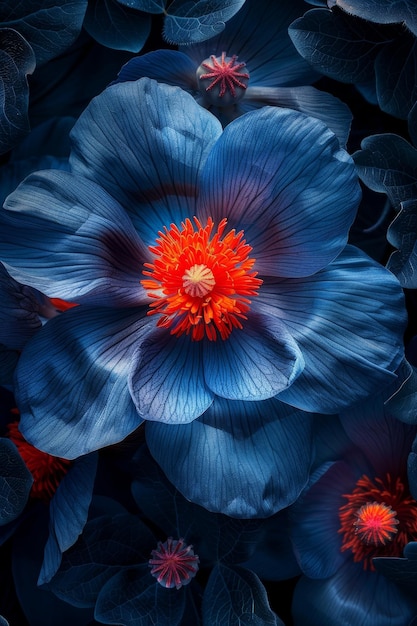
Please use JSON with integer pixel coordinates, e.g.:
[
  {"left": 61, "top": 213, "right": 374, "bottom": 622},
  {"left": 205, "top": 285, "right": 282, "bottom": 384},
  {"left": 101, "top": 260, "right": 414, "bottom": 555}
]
[
  {"left": 0, "top": 154, "right": 69, "bottom": 208},
  {"left": 292, "top": 562, "right": 417, "bottom": 626},
  {"left": 0, "top": 170, "right": 149, "bottom": 306},
  {"left": 39, "top": 453, "right": 98, "bottom": 585},
  {"left": 259, "top": 246, "right": 407, "bottom": 413},
  {"left": 113, "top": 49, "right": 198, "bottom": 91},
  {"left": 0, "top": 264, "right": 42, "bottom": 350},
  {"left": 146, "top": 397, "right": 313, "bottom": 518},
  {"left": 184, "top": 0, "right": 320, "bottom": 87},
  {"left": 69, "top": 78, "right": 222, "bottom": 244},
  {"left": 288, "top": 462, "right": 355, "bottom": 579},
  {"left": 203, "top": 310, "right": 304, "bottom": 401},
  {"left": 197, "top": 107, "right": 360, "bottom": 277},
  {"left": 15, "top": 306, "right": 149, "bottom": 458},
  {"left": 129, "top": 328, "right": 213, "bottom": 423},
  {"left": 131, "top": 444, "right": 266, "bottom": 565},
  {"left": 339, "top": 390, "right": 417, "bottom": 478},
  {"left": 242, "top": 85, "right": 352, "bottom": 147}
]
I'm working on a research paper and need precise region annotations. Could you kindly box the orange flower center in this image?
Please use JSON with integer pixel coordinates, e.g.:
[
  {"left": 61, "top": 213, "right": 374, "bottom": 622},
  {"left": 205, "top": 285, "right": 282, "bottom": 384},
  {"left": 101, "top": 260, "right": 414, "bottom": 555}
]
[
  {"left": 141, "top": 217, "right": 262, "bottom": 341},
  {"left": 7, "top": 418, "right": 72, "bottom": 502},
  {"left": 338, "top": 474, "right": 417, "bottom": 570}
]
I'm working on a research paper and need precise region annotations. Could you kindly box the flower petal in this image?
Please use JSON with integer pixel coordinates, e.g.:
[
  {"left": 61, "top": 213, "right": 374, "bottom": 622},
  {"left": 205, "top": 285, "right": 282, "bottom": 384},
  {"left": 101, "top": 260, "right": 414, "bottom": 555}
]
[
  {"left": 146, "top": 397, "right": 313, "bottom": 518},
  {"left": 0, "top": 170, "right": 148, "bottom": 306},
  {"left": 339, "top": 389, "right": 417, "bottom": 478},
  {"left": 293, "top": 562, "right": 417, "bottom": 626},
  {"left": 114, "top": 50, "right": 198, "bottom": 91},
  {"left": 288, "top": 461, "right": 355, "bottom": 579},
  {"left": 203, "top": 310, "right": 304, "bottom": 401},
  {"left": 197, "top": 107, "right": 360, "bottom": 277},
  {"left": 69, "top": 78, "right": 222, "bottom": 245},
  {"left": 242, "top": 85, "right": 352, "bottom": 147},
  {"left": 129, "top": 328, "right": 214, "bottom": 423},
  {"left": 0, "top": 263, "right": 42, "bottom": 350},
  {"left": 259, "top": 246, "right": 407, "bottom": 413},
  {"left": 15, "top": 306, "right": 149, "bottom": 458}
]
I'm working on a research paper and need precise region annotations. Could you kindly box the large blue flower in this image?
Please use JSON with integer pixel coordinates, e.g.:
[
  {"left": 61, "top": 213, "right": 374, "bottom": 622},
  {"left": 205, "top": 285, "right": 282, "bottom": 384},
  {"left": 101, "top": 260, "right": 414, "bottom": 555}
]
[
  {"left": 288, "top": 391, "right": 417, "bottom": 625},
  {"left": 0, "top": 78, "right": 406, "bottom": 459},
  {"left": 113, "top": 0, "right": 352, "bottom": 143}
]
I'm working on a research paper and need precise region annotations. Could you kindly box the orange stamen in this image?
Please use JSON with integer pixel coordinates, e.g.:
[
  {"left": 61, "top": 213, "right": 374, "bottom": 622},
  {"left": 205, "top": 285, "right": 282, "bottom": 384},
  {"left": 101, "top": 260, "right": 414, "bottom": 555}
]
[
  {"left": 338, "top": 474, "right": 417, "bottom": 570},
  {"left": 141, "top": 217, "right": 262, "bottom": 341},
  {"left": 6, "top": 420, "right": 72, "bottom": 502}
]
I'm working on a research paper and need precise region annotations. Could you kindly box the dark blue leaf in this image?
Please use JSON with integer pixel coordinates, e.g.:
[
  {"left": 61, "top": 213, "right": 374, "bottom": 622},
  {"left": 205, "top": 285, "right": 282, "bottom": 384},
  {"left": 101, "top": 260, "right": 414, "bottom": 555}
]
[
  {"left": 10, "top": 116, "right": 74, "bottom": 160},
  {"left": 12, "top": 507, "right": 94, "bottom": 626},
  {"left": 83, "top": 0, "right": 151, "bottom": 52},
  {"left": 0, "top": 438, "right": 32, "bottom": 525},
  {"left": 0, "top": 28, "right": 35, "bottom": 155},
  {"left": 117, "top": 0, "right": 165, "bottom": 12},
  {"left": 329, "top": 0, "right": 417, "bottom": 36},
  {"left": 164, "top": 0, "right": 246, "bottom": 45},
  {"left": 2, "top": 116, "right": 73, "bottom": 204},
  {"left": 375, "top": 33, "right": 417, "bottom": 119},
  {"left": 0, "top": 0, "right": 88, "bottom": 65},
  {"left": 95, "top": 566, "right": 186, "bottom": 626},
  {"left": 288, "top": 8, "right": 388, "bottom": 83},
  {"left": 0, "top": 348, "right": 19, "bottom": 386},
  {"left": 352, "top": 134, "right": 417, "bottom": 209},
  {"left": 374, "top": 542, "right": 417, "bottom": 589},
  {"left": 408, "top": 101, "right": 417, "bottom": 147},
  {"left": 39, "top": 453, "right": 99, "bottom": 585},
  {"left": 386, "top": 199, "right": 417, "bottom": 288},
  {"left": 28, "top": 30, "right": 133, "bottom": 126},
  {"left": 202, "top": 564, "right": 280, "bottom": 625},
  {"left": 46, "top": 513, "right": 155, "bottom": 607}
]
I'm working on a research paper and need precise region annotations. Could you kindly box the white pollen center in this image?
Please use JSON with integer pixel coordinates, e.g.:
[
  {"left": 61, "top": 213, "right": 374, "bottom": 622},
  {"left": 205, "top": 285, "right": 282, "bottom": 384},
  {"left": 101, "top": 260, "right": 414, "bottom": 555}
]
[{"left": 182, "top": 264, "right": 215, "bottom": 298}]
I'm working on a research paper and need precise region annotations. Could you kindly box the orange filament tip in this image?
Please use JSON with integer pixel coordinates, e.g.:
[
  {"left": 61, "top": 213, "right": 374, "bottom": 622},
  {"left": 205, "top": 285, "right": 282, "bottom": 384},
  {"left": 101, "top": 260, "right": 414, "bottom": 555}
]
[
  {"left": 141, "top": 216, "right": 262, "bottom": 341},
  {"left": 354, "top": 501, "right": 399, "bottom": 545},
  {"left": 338, "top": 473, "right": 417, "bottom": 570}
]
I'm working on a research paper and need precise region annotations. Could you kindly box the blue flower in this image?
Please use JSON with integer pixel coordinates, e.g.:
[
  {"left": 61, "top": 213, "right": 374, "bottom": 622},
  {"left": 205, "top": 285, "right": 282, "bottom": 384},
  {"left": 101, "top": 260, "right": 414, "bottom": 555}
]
[
  {"left": 0, "top": 78, "right": 406, "bottom": 461},
  {"left": 113, "top": 0, "right": 352, "bottom": 143},
  {"left": 288, "top": 391, "right": 417, "bottom": 625}
]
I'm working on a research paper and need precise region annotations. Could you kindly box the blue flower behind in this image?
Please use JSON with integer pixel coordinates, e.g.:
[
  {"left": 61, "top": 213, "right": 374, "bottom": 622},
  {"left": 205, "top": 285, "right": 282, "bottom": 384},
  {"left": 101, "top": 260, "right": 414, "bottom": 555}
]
[
  {"left": 288, "top": 390, "right": 417, "bottom": 625},
  {"left": 0, "top": 78, "right": 406, "bottom": 464},
  {"left": 113, "top": 0, "right": 352, "bottom": 143}
]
